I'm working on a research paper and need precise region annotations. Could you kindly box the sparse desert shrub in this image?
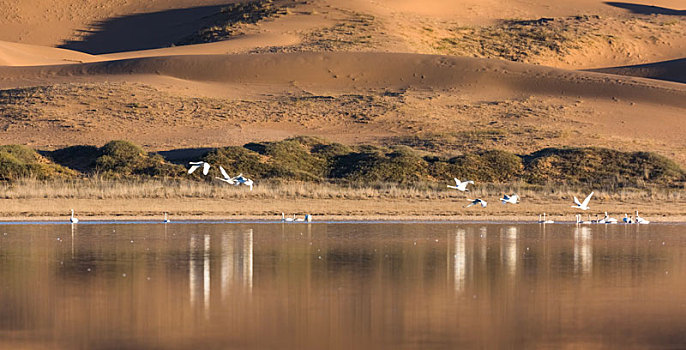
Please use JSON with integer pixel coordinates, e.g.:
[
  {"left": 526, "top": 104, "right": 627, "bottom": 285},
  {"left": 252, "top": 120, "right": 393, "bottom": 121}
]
[
  {"left": 0, "top": 145, "right": 75, "bottom": 180},
  {"left": 523, "top": 147, "right": 686, "bottom": 188},
  {"left": 94, "top": 140, "right": 184, "bottom": 178}
]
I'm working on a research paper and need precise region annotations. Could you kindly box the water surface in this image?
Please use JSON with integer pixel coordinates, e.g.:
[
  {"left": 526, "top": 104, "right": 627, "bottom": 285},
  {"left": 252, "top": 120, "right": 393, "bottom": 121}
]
[{"left": 1, "top": 223, "right": 685, "bottom": 349}]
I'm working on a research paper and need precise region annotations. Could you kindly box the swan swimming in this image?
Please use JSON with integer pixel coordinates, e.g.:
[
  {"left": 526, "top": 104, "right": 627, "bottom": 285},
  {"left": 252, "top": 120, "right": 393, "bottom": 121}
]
[
  {"left": 164, "top": 212, "right": 170, "bottom": 223},
  {"left": 69, "top": 209, "right": 79, "bottom": 224},
  {"left": 448, "top": 178, "right": 474, "bottom": 192},
  {"left": 571, "top": 191, "right": 594, "bottom": 211},
  {"left": 465, "top": 198, "right": 487, "bottom": 208},
  {"left": 188, "top": 161, "right": 210, "bottom": 175},
  {"left": 539, "top": 213, "right": 554, "bottom": 224},
  {"left": 282, "top": 213, "right": 295, "bottom": 222},
  {"left": 635, "top": 211, "right": 650, "bottom": 224},
  {"left": 500, "top": 194, "right": 519, "bottom": 205},
  {"left": 603, "top": 212, "right": 618, "bottom": 224}
]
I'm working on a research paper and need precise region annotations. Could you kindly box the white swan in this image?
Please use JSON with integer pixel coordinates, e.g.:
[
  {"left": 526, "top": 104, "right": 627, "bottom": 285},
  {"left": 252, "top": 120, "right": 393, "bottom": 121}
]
[
  {"left": 188, "top": 161, "right": 210, "bottom": 175},
  {"left": 282, "top": 212, "right": 294, "bottom": 222},
  {"left": 233, "top": 174, "right": 254, "bottom": 191},
  {"left": 465, "top": 198, "right": 487, "bottom": 208},
  {"left": 215, "top": 166, "right": 236, "bottom": 184},
  {"left": 571, "top": 191, "right": 594, "bottom": 211},
  {"left": 164, "top": 212, "right": 171, "bottom": 223},
  {"left": 70, "top": 209, "right": 79, "bottom": 224},
  {"left": 623, "top": 213, "right": 633, "bottom": 224},
  {"left": 604, "top": 212, "right": 618, "bottom": 224},
  {"left": 538, "top": 213, "right": 554, "bottom": 224},
  {"left": 448, "top": 178, "right": 474, "bottom": 192},
  {"left": 635, "top": 211, "right": 650, "bottom": 224},
  {"left": 500, "top": 194, "right": 519, "bottom": 205},
  {"left": 294, "top": 214, "right": 313, "bottom": 222}
]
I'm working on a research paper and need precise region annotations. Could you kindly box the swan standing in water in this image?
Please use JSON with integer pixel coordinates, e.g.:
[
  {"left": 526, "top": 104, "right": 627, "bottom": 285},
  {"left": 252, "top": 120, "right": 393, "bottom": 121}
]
[
  {"left": 500, "top": 194, "right": 519, "bottom": 205},
  {"left": 448, "top": 178, "right": 474, "bottom": 192},
  {"left": 465, "top": 198, "right": 487, "bottom": 208},
  {"left": 571, "top": 191, "right": 594, "bottom": 211},
  {"left": 70, "top": 209, "right": 79, "bottom": 224},
  {"left": 188, "top": 161, "right": 210, "bottom": 175}
]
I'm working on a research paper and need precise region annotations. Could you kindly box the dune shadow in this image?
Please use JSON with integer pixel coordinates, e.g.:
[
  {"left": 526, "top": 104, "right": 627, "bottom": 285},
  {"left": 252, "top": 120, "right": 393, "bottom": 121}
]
[
  {"left": 58, "top": 4, "right": 227, "bottom": 54},
  {"left": 604, "top": 2, "right": 686, "bottom": 16}
]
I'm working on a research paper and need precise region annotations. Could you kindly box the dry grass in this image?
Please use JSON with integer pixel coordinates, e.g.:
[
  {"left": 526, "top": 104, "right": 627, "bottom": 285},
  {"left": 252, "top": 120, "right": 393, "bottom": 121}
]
[{"left": 0, "top": 178, "right": 682, "bottom": 202}]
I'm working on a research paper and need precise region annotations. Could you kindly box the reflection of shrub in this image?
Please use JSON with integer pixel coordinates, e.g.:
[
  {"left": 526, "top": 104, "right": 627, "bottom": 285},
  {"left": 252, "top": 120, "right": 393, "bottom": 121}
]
[{"left": 0, "top": 145, "right": 75, "bottom": 180}]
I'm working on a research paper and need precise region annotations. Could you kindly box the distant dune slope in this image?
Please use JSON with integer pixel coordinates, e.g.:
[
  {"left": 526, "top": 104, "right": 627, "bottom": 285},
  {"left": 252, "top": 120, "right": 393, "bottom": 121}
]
[
  {"left": 1, "top": 53, "right": 685, "bottom": 106},
  {"left": 591, "top": 58, "right": 686, "bottom": 84}
]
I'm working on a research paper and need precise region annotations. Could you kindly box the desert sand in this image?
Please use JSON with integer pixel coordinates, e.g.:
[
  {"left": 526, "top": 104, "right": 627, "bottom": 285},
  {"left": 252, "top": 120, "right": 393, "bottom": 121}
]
[{"left": 0, "top": 0, "right": 684, "bottom": 219}]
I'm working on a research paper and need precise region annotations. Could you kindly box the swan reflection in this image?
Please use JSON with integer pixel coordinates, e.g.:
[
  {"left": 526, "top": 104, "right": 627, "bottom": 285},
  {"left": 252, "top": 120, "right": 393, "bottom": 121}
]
[
  {"left": 574, "top": 226, "right": 593, "bottom": 275},
  {"left": 501, "top": 226, "right": 518, "bottom": 276},
  {"left": 190, "top": 229, "right": 254, "bottom": 315}
]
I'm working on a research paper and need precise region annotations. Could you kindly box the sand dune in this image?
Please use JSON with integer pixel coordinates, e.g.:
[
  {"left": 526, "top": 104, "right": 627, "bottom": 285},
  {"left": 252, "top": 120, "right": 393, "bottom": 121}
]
[
  {"left": 591, "top": 58, "right": 686, "bottom": 84},
  {"left": 2, "top": 52, "right": 685, "bottom": 106},
  {"left": 0, "top": 40, "right": 95, "bottom": 66},
  {"left": 0, "top": 0, "right": 685, "bottom": 168}
]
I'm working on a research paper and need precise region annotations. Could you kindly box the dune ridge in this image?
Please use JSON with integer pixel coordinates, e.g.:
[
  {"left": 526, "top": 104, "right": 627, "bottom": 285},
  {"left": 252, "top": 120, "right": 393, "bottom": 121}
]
[{"left": 1, "top": 52, "right": 685, "bottom": 107}]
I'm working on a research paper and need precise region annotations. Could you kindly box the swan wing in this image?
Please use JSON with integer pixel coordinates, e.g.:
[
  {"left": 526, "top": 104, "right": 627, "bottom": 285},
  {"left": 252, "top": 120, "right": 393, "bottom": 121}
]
[
  {"left": 573, "top": 196, "right": 581, "bottom": 206},
  {"left": 454, "top": 178, "right": 461, "bottom": 186},
  {"left": 582, "top": 192, "right": 594, "bottom": 207},
  {"left": 188, "top": 165, "right": 200, "bottom": 174},
  {"left": 202, "top": 162, "right": 210, "bottom": 175},
  {"left": 219, "top": 166, "right": 230, "bottom": 179}
]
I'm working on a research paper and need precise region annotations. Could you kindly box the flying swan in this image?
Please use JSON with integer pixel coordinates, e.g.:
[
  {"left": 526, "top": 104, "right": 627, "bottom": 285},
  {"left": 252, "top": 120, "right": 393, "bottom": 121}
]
[
  {"left": 571, "top": 191, "right": 594, "bottom": 211},
  {"left": 448, "top": 178, "right": 474, "bottom": 192}
]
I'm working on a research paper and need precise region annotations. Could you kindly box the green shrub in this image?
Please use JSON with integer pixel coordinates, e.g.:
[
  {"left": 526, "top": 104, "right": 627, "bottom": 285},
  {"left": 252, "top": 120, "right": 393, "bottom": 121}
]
[{"left": 0, "top": 145, "right": 75, "bottom": 180}]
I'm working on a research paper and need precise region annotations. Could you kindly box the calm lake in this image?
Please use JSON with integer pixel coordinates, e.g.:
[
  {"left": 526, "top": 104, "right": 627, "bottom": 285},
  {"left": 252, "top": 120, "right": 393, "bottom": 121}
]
[{"left": 0, "top": 222, "right": 685, "bottom": 349}]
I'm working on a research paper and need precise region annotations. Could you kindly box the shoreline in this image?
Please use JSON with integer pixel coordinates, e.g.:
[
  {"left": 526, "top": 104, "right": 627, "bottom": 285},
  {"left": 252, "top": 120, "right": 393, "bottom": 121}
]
[{"left": 1, "top": 197, "right": 685, "bottom": 223}]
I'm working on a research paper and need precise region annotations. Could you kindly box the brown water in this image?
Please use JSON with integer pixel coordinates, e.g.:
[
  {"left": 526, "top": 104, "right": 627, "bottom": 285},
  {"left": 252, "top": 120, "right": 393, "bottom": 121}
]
[{"left": 0, "top": 222, "right": 685, "bottom": 349}]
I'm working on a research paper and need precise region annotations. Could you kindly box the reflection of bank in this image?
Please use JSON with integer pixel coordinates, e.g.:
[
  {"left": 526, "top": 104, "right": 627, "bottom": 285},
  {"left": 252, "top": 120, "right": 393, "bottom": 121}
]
[
  {"left": 189, "top": 229, "right": 254, "bottom": 317},
  {"left": 573, "top": 226, "right": 592, "bottom": 275}
]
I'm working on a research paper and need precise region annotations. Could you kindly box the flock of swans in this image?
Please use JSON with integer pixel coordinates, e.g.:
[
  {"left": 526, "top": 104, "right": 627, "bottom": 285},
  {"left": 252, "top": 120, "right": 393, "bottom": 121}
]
[
  {"left": 448, "top": 178, "right": 651, "bottom": 225},
  {"left": 63, "top": 171, "right": 652, "bottom": 225}
]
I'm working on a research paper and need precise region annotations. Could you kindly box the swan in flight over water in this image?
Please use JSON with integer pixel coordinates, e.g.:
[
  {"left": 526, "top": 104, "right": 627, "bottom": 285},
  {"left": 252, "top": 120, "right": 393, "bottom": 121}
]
[
  {"left": 188, "top": 161, "right": 210, "bottom": 175},
  {"left": 70, "top": 209, "right": 79, "bottom": 224},
  {"left": 215, "top": 166, "right": 236, "bottom": 184},
  {"left": 233, "top": 174, "right": 254, "bottom": 191},
  {"left": 465, "top": 198, "right": 487, "bottom": 208},
  {"left": 571, "top": 191, "right": 594, "bottom": 210},
  {"left": 448, "top": 178, "right": 474, "bottom": 192},
  {"left": 500, "top": 194, "right": 519, "bottom": 204}
]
